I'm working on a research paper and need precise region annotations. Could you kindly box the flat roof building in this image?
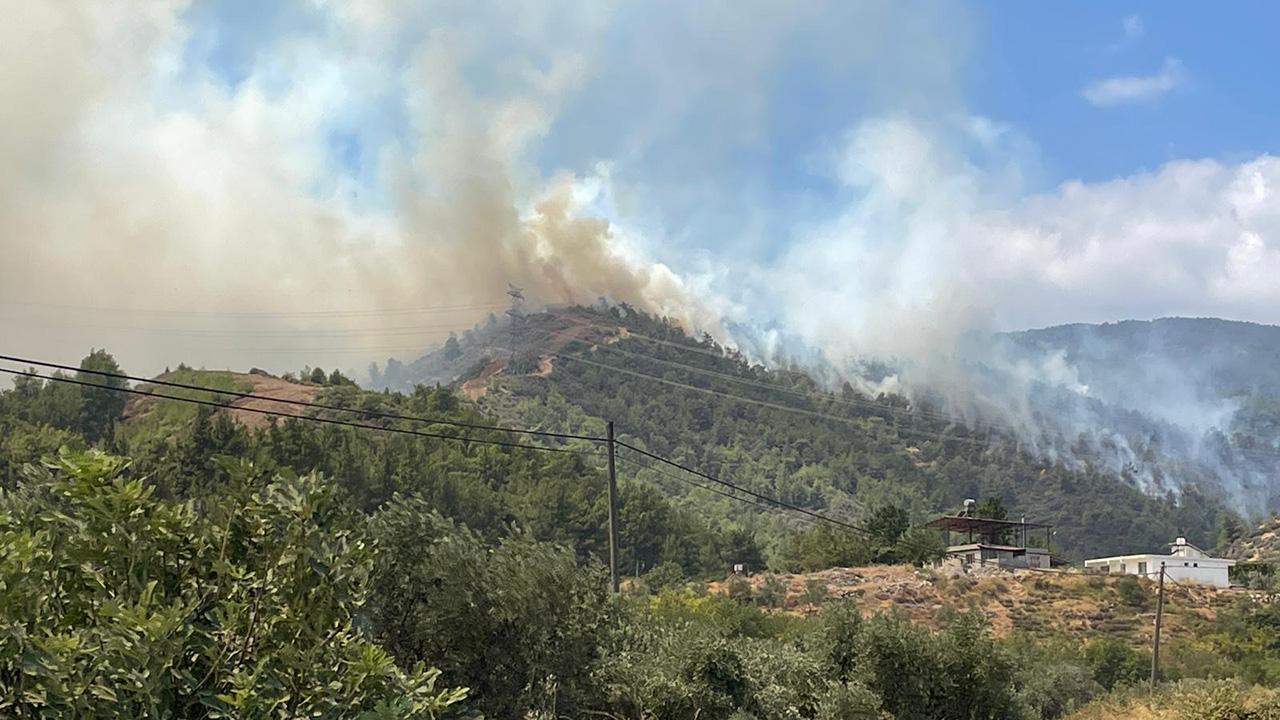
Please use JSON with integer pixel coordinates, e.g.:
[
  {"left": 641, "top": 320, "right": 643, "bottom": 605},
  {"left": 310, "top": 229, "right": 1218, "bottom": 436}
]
[
  {"left": 1083, "top": 537, "right": 1235, "bottom": 588},
  {"left": 925, "top": 514, "right": 1055, "bottom": 570}
]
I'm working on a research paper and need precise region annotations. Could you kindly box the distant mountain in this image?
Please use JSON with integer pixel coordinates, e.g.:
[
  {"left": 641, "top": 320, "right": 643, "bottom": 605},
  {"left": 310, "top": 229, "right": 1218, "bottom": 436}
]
[
  {"left": 996, "top": 317, "right": 1280, "bottom": 512},
  {"left": 1003, "top": 317, "right": 1280, "bottom": 420}
]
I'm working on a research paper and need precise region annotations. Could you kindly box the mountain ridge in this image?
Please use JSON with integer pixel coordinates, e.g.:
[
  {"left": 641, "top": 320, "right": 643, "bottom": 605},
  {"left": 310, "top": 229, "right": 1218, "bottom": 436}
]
[{"left": 369, "top": 305, "right": 1249, "bottom": 560}]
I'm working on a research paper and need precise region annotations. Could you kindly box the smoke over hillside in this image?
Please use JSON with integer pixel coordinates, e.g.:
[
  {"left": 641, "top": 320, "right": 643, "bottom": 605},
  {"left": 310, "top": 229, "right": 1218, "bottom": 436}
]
[
  {"left": 0, "top": 2, "right": 725, "bottom": 376},
  {"left": 3, "top": 3, "right": 1279, "bottom": 512}
]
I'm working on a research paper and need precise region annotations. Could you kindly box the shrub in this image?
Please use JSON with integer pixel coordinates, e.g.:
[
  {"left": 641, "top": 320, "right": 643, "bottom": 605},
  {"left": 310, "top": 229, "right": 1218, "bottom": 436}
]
[
  {"left": 1115, "top": 575, "right": 1149, "bottom": 609},
  {"left": 0, "top": 450, "right": 464, "bottom": 718},
  {"left": 804, "top": 577, "right": 830, "bottom": 606},
  {"left": 727, "top": 574, "right": 753, "bottom": 602},
  {"left": 646, "top": 561, "right": 689, "bottom": 593},
  {"left": 1084, "top": 637, "right": 1148, "bottom": 690},
  {"left": 367, "top": 495, "right": 611, "bottom": 719},
  {"left": 1018, "top": 662, "right": 1101, "bottom": 719},
  {"left": 756, "top": 574, "right": 788, "bottom": 608}
]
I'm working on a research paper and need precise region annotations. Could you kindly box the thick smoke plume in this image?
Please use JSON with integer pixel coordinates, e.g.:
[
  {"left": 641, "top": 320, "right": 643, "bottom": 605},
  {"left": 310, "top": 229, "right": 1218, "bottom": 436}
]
[
  {"left": 3, "top": 2, "right": 1278, "bottom": 512},
  {"left": 731, "top": 115, "right": 1280, "bottom": 513},
  {"left": 0, "top": 1, "right": 720, "bottom": 378}
]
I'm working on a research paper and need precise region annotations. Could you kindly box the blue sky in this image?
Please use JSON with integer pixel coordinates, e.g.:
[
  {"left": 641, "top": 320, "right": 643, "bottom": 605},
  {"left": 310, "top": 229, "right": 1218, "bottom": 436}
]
[
  {"left": 971, "top": 2, "right": 1280, "bottom": 185},
  {"left": 176, "top": 1, "right": 1280, "bottom": 240}
]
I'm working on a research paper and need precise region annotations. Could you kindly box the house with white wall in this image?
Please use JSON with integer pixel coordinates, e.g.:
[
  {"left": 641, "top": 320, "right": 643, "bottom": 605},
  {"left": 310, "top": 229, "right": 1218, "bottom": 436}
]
[{"left": 1083, "top": 537, "right": 1235, "bottom": 588}]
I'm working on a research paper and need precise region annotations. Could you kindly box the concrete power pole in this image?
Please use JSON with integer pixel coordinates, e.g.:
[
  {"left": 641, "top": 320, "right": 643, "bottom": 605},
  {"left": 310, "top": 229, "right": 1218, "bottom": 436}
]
[
  {"left": 1150, "top": 562, "right": 1166, "bottom": 692},
  {"left": 606, "top": 421, "right": 620, "bottom": 593}
]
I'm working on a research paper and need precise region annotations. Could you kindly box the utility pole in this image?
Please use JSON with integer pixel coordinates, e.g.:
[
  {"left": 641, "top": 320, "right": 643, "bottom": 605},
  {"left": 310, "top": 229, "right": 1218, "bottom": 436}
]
[
  {"left": 606, "top": 421, "right": 620, "bottom": 593},
  {"left": 1150, "top": 562, "right": 1166, "bottom": 692}
]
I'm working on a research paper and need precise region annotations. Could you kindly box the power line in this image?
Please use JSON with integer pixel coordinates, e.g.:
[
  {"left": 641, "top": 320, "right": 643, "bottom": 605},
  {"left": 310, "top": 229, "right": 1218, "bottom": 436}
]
[
  {"left": 583, "top": 336, "right": 1018, "bottom": 436},
  {"left": 553, "top": 351, "right": 996, "bottom": 449},
  {"left": 616, "top": 439, "right": 961, "bottom": 561},
  {"left": 615, "top": 450, "right": 794, "bottom": 518},
  {"left": 2, "top": 300, "right": 507, "bottom": 319},
  {"left": 0, "top": 367, "right": 600, "bottom": 457},
  {"left": 3, "top": 353, "right": 952, "bottom": 556},
  {"left": 615, "top": 439, "right": 876, "bottom": 536},
  {"left": 0, "top": 353, "right": 606, "bottom": 444},
  {"left": 553, "top": 315, "right": 1046, "bottom": 439},
  {"left": 1, "top": 321, "right": 488, "bottom": 338},
  {"left": 563, "top": 316, "right": 1280, "bottom": 466}
]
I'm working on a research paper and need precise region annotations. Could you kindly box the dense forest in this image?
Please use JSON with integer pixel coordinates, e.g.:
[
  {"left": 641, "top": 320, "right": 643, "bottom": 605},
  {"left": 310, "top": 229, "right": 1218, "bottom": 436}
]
[
  {"left": 381, "top": 305, "right": 1241, "bottom": 562},
  {"left": 3, "top": 347, "right": 1280, "bottom": 718}
]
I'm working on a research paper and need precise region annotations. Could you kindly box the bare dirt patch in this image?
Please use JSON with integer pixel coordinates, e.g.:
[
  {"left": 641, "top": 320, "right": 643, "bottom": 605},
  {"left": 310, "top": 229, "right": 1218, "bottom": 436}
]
[
  {"left": 461, "top": 358, "right": 505, "bottom": 400},
  {"left": 225, "top": 374, "right": 320, "bottom": 429}
]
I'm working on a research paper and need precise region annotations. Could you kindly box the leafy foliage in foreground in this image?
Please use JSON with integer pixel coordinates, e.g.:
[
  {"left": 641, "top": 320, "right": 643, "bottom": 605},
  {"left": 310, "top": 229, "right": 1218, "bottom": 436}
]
[
  {"left": 0, "top": 450, "right": 465, "bottom": 718},
  {"left": 367, "top": 497, "right": 613, "bottom": 719}
]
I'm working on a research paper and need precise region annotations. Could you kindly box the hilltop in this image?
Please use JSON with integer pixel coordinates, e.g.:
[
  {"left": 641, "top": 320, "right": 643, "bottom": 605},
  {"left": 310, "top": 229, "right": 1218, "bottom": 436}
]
[
  {"left": 1004, "top": 317, "right": 1280, "bottom": 401},
  {"left": 364, "top": 304, "right": 1231, "bottom": 562},
  {"left": 120, "top": 367, "right": 319, "bottom": 436}
]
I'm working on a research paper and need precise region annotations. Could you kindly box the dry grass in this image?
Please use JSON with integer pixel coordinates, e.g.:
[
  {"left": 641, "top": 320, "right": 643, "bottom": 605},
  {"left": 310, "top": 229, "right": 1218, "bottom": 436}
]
[
  {"left": 708, "top": 564, "right": 1246, "bottom": 642},
  {"left": 1063, "top": 681, "right": 1280, "bottom": 720}
]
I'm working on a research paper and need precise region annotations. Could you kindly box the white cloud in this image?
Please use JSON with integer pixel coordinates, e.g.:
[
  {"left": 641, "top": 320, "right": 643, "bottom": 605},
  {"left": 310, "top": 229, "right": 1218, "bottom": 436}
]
[
  {"left": 757, "top": 115, "right": 1280, "bottom": 367},
  {"left": 1121, "top": 15, "right": 1144, "bottom": 42},
  {"left": 1082, "top": 57, "right": 1185, "bottom": 107}
]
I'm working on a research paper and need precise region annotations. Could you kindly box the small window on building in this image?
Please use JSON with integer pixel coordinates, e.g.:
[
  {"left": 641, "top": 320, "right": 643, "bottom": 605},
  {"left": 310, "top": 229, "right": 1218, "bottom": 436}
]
[
  {"left": 1184, "top": 562, "right": 1189, "bottom": 567},
  {"left": 1193, "top": 562, "right": 1198, "bottom": 567},
  {"left": 1138, "top": 562, "right": 1147, "bottom": 575}
]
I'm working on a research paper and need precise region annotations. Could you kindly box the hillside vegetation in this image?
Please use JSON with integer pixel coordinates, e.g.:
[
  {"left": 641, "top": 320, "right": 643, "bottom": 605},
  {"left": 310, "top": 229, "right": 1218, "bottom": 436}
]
[
  {"left": 377, "top": 305, "right": 1232, "bottom": 561},
  {"left": 4, "top": 345, "right": 1279, "bottom": 718}
]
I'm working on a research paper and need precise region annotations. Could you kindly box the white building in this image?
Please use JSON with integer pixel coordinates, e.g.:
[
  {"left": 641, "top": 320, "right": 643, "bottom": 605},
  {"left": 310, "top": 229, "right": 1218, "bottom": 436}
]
[{"left": 1084, "top": 537, "right": 1236, "bottom": 588}]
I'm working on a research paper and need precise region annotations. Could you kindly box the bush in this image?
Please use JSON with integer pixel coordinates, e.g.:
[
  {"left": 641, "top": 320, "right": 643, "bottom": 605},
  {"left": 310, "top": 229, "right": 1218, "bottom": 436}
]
[
  {"left": 603, "top": 631, "right": 751, "bottom": 720},
  {"left": 756, "top": 574, "right": 788, "bottom": 608},
  {"left": 727, "top": 574, "right": 753, "bottom": 602},
  {"left": 1114, "top": 575, "right": 1149, "bottom": 609},
  {"left": 646, "top": 561, "right": 689, "bottom": 593},
  {"left": 367, "top": 495, "right": 611, "bottom": 719},
  {"left": 804, "top": 577, "right": 829, "bottom": 606},
  {"left": 1018, "top": 662, "right": 1101, "bottom": 719},
  {"left": 854, "top": 612, "right": 1021, "bottom": 720},
  {"left": 1173, "top": 680, "right": 1280, "bottom": 720},
  {"left": 0, "top": 450, "right": 464, "bottom": 718},
  {"left": 648, "top": 590, "right": 788, "bottom": 639},
  {"left": 1085, "top": 637, "right": 1148, "bottom": 690}
]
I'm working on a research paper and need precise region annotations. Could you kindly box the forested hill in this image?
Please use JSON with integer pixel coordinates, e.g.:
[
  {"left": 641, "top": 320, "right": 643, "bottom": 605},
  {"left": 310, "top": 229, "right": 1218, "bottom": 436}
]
[
  {"left": 1002, "top": 317, "right": 1280, "bottom": 455},
  {"left": 374, "top": 304, "right": 1235, "bottom": 561},
  {"left": 1004, "top": 317, "right": 1280, "bottom": 400}
]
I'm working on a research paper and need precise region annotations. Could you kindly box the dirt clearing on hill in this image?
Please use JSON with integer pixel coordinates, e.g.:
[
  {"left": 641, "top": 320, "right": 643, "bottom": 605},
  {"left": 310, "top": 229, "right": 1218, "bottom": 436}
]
[{"left": 225, "top": 373, "right": 320, "bottom": 428}]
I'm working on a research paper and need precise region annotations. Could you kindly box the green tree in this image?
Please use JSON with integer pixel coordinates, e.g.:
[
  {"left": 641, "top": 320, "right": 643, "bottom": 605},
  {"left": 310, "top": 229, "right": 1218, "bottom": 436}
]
[
  {"left": 1084, "top": 637, "right": 1148, "bottom": 690},
  {"left": 0, "top": 450, "right": 465, "bottom": 718},
  {"left": 866, "top": 504, "right": 910, "bottom": 546},
  {"left": 367, "top": 496, "right": 611, "bottom": 719},
  {"left": 76, "top": 349, "right": 127, "bottom": 442},
  {"left": 895, "top": 526, "right": 946, "bottom": 566},
  {"left": 1216, "top": 509, "right": 1245, "bottom": 550},
  {"left": 974, "top": 497, "right": 1008, "bottom": 520}
]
